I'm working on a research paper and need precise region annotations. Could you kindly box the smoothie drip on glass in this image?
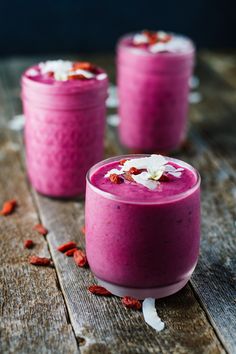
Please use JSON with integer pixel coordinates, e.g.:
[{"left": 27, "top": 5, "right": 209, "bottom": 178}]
[
  {"left": 22, "top": 60, "right": 108, "bottom": 197},
  {"left": 86, "top": 154, "right": 201, "bottom": 299},
  {"left": 117, "top": 30, "right": 195, "bottom": 152}
]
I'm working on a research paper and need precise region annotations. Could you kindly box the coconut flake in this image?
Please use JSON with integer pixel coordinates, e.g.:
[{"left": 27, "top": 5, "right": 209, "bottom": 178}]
[
  {"left": 133, "top": 33, "right": 149, "bottom": 45},
  {"left": 164, "top": 165, "right": 184, "bottom": 178},
  {"left": 97, "top": 73, "right": 107, "bottom": 81},
  {"left": 26, "top": 68, "right": 39, "bottom": 77},
  {"left": 123, "top": 154, "right": 167, "bottom": 172},
  {"left": 38, "top": 59, "right": 101, "bottom": 81},
  {"left": 39, "top": 60, "right": 72, "bottom": 74},
  {"left": 104, "top": 154, "right": 184, "bottom": 190},
  {"left": 68, "top": 69, "right": 95, "bottom": 79},
  {"left": 132, "top": 172, "right": 157, "bottom": 190},
  {"left": 150, "top": 36, "right": 191, "bottom": 53},
  {"left": 142, "top": 298, "right": 165, "bottom": 332},
  {"left": 104, "top": 169, "right": 124, "bottom": 178}
]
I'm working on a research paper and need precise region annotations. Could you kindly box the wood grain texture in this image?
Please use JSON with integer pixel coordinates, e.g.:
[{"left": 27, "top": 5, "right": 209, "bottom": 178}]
[
  {"left": 181, "top": 55, "right": 236, "bottom": 354},
  {"left": 1, "top": 53, "right": 234, "bottom": 353},
  {"left": 34, "top": 193, "right": 224, "bottom": 354},
  {"left": 0, "top": 82, "right": 79, "bottom": 353}
]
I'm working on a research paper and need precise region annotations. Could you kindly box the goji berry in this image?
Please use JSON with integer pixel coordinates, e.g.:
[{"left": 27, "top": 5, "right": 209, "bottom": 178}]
[
  {"left": 73, "top": 249, "right": 87, "bottom": 267},
  {"left": 0, "top": 199, "right": 17, "bottom": 216},
  {"left": 64, "top": 248, "right": 78, "bottom": 257},
  {"left": 119, "top": 159, "right": 128, "bottom": 166},
  {"left": 57, "top": 241, "right": 77, "bottom": 253},
  {"left": 123, "top": 173, "right": 134, "bottom": 182},
  {"left": 109, "top": 174, "right": 123, "bottom": 184},
  {"left": 29, "top": 256, "right": 52, "bottom": 266},
  {"left": 73, "top": 61, "right": 96, "bottom": 72},
  {"left": 68, "top": 74, "right": 87, "bottom": 80},
  {"left": 159, "top": 174, "right": 170, "bottom": 182},
  {"left": 121, "top": 296, "right": 142, "bottom": 310},
  {"left": 128, "top": 167, "right": 140, "bottom": 175},
  {"left": 143, "top": 30, "right": 158, "bottom": 45},
  {"left": 88, "top": 285, "right": 112, "bottom": 296},
  {"left": 24, "top": 239, "right": 34, "bottom": 249},
  {"left": 47, "top": 71, "right": 54, "bottom": 77},
  {"left": 33, "top": 224, "right": 48, "bottom": 236}
]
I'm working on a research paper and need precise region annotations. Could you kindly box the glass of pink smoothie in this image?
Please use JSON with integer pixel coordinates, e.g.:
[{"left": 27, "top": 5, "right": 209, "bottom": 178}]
[
  {"left": 21, "top": 60, "right": 108, "bottom": 197},
  {"left": 85, "top": 154, "right": 200, "bottom": 299},
  {"left": 117, "top": 31, "right": 195, "bottom": 152}
]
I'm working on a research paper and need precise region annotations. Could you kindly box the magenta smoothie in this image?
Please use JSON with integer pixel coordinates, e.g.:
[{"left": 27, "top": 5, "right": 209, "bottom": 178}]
[
  {"left": 85, "top": 154, "right": 200, "bottom": 299},
  {"left": 117, "top": 31, "right": 195, "bottom": 152},
  {"left": 22, "top": 60, "right": 108, "bottom": 197}
]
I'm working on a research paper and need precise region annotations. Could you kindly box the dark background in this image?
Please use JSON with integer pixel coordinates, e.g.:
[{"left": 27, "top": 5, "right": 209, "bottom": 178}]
[{"left": 0, "top": 0, "right": 234, "bottom": 56}]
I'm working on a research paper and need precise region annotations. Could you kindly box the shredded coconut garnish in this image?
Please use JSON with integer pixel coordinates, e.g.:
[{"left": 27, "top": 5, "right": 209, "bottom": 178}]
[
  {"left": 132, "top": 31, "right": 191, "bottom": 53},
  {"left": 150, "top": 37, "right": 191, "bottom": 53},
  {"left": 142, "top": 298, "right": 165, "bottom": 331},
  {"left": 97, "top": 73, "right": 108, "bottom": 81},
  {"left": 105, "top": 154, "right": 184, "bottom": 190},
  {"left": 133, "top": 33, "right": 149, "bottom": 45},
  {"left": 27, "top": 60, "right": 103, "bottom": 81},
  {"left": 26, "top": 68, "right": 39, "bottom": 77}
]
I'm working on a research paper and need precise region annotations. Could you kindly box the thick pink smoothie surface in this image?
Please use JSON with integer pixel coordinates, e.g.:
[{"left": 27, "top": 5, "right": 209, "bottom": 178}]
[
  {"left": 91, "top": 160, "right": 197, "bottom": 202},
  {"left": 22, "top": 60, "right": 108, "bottom": 197},
  {"left": 117, "top": 32, "right": 195, "bottom": 152},
  {"left": 85, "top": 155, "right": 201, "bottom": 297}
]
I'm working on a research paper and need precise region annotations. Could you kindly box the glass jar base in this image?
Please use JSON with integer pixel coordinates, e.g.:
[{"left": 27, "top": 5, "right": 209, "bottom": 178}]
[{"left": 96, "top": 277, "right": 191, "bottom": 300}]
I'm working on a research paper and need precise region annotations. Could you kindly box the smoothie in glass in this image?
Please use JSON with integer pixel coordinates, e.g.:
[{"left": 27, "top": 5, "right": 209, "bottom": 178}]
[
  {"left": 117, "top": 31, "right": 195, "bottom": 152},
  {"left": 22, "top": 60, "right": 108, "bottom": 197},
  {"left": 85, "top": 154, "right": 200, "bottom": 299}
]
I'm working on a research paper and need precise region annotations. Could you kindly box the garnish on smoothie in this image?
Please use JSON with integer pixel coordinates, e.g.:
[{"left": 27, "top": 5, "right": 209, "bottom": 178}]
[
  {"left": 105, "top": 154, "right": 183, "bottom": 190},
  {"left": 109, "top": 174, "right": 123, "bottom": 184},
  {"left": 26, "top": 59, "right": 107, "bottom": 82},
  {"left": 133, "top": 30, "right": 172, "bottom": 47},
  {"left": 132, "top": 30, "right": 193, "bottom": 53}
]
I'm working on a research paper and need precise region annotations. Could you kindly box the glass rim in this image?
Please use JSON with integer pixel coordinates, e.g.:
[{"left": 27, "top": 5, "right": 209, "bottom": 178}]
[{"left": 86, "top": 154, "right": 201, "bottom": 205}]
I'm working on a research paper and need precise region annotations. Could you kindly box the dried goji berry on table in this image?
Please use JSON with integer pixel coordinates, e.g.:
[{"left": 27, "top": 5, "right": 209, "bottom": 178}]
[
  {"left": 29, "top": 256, "right": 52, "bottom": 266},
  {"left": 109, "top": 174, "right": 123, "bottom": 184},
  {"left": 122, "top": 296, "right": 142, "bottom": 310},
  {"left": 33, "top": 224, "right": 48, "bottom": 236},
  {"left": 57, "top": 241, "right": 77, "bottom": 253},
  {"left": 24, "top": 239, "right": 34, "bottom": 249},
  {"left": 88, "top": 285, "right": 112, "bottom": 296},
  {"left": 73, "top": 249, "right": 87, "bottom": 267},
  {"left": 0, "top": 199, "right": 17, "bottom": 216},
  {"left": 64, "top": 248, "right": 78, "bottom": 257}
]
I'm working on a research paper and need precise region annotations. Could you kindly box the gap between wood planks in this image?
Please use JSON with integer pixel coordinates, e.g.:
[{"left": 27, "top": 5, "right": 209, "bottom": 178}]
[{"left": 0, "top": 55, "right": 230, "bottom": 354}]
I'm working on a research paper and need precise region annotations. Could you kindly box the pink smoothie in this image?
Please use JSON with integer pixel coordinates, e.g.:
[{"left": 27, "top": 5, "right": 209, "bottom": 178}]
[
  {"left": 85, "top": 154, "right": 201, "bottom": 299},
  {"left": 22, "top": 60, "right": 108, "bottom": 197},
  {"left": 117, "top": 31, "right": 195, "bottom": 152}
]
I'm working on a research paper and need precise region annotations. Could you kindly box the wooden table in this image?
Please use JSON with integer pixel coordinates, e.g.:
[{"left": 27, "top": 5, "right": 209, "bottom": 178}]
[{"left": 0, "top": 52, "right": 236, "bottom": 354}]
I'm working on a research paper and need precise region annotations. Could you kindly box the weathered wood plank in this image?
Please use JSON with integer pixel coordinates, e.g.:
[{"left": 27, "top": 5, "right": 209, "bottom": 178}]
[
  {"left": 200, "top": 50, "right": 236, "bottom": 89},
  {"left": 0, "top": 77, "right": 79, "bottom": 353},
  {"left": 1, "top": 54, "right": 229, "bottom": 353},
  {"left": 34, "top": 193, "right": 224, "bottom": 354},
  {"left": 174, "top": 54, "right": 236, "bottom": 353}
]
